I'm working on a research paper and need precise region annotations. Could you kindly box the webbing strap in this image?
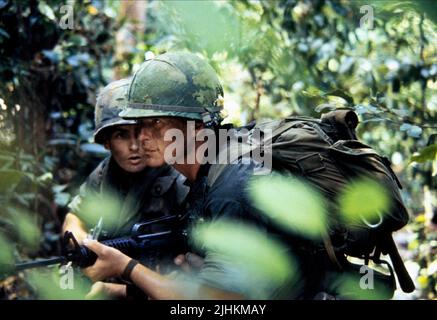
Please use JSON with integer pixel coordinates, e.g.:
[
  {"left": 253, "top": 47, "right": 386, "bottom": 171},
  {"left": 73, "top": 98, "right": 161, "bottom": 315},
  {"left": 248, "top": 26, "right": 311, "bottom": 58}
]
[{"left": 207, "top": 120, "right": 298, "bottom": 187}]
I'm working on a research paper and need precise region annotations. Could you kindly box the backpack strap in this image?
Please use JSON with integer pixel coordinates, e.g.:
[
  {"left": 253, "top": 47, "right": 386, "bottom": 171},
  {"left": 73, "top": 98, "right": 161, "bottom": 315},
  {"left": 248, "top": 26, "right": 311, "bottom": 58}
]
[
  {"left": 207, "top": 121, "right": 297, "bottom": 187},
  {"left": 207, "top": 142, "right": 253, "bottom": 187}
]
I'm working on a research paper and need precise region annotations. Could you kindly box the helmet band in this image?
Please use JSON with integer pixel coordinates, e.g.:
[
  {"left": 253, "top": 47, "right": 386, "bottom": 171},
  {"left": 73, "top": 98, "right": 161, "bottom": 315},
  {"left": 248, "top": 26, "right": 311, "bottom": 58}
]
[{"left": 128, "top": 103, "right": 221, "bottom": 114}]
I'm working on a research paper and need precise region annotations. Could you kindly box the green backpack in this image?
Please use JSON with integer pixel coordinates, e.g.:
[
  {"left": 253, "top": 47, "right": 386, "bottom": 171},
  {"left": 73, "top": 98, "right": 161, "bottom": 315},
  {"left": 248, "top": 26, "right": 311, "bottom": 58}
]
[{"left": 208, "top": 109, "right": 414, "bottom": 295}]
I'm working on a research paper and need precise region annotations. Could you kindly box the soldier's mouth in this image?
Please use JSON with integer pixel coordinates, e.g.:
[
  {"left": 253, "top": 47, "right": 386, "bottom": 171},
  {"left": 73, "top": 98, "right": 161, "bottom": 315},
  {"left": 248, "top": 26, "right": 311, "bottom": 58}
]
[{"left": 128, "top": 156, "right": 142, "bottom": 163}]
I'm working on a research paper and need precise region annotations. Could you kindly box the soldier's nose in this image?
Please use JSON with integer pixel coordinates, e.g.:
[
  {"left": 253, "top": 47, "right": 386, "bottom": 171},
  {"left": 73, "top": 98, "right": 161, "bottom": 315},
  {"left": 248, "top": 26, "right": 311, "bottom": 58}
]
[
  {"left": 138, "top": 127, "right": 151, "bottom": 141},
  {"left": 130, "top": 139, "right": 140, "bottom": 151}
]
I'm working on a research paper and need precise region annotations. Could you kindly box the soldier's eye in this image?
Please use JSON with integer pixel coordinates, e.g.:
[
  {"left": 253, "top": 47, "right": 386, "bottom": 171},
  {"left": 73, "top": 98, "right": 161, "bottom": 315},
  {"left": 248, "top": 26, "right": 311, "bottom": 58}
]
[
  {"left": 140, "top": 119, "right": 162, "bottom": 129},
  {"left": 113, "top": 131, "right": 128, "bottom": 139}
]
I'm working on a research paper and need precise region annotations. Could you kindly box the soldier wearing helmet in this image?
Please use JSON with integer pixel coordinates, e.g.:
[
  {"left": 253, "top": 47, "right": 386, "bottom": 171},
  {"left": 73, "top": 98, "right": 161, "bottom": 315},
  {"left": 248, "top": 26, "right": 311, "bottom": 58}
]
[
  {"left": 82, "top": 52, "right": 273, "bottom": 300},
  {"left": 63, "top": 78, "right": 190, "bottom": 299}
]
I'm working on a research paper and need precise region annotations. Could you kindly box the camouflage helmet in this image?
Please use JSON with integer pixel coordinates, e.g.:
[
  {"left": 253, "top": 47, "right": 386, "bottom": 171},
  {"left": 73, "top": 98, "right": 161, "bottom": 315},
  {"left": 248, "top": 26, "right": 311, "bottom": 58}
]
[
  {"left": 94, "top": 78, "right": 136, "bottom": 144},
  {"left": 120, "top": 52, "right": 224, "bottom": 126}
]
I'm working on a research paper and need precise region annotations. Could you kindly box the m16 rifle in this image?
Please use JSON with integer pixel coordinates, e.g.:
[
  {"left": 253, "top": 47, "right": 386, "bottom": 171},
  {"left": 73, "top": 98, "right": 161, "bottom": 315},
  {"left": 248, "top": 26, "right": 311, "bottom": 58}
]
[{"left": 11, "top": 214, "right": 188, "bottom": 272}]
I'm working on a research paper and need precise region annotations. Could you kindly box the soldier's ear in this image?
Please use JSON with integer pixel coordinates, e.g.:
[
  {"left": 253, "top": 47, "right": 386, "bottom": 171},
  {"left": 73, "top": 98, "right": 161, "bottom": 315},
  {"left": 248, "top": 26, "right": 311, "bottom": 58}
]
[{"left": 103, "top": 139, "right": 110, "bottom": 150}]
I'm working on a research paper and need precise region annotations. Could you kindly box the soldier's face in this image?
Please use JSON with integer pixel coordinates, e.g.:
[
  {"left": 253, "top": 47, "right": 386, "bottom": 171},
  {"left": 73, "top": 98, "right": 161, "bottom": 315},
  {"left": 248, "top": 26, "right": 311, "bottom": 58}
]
[
  {"left": 138, "top": 118, "right": 185, "bottom": 167},
  {"left": 105, "top": 124, "right": 147, "bottom": 173}
]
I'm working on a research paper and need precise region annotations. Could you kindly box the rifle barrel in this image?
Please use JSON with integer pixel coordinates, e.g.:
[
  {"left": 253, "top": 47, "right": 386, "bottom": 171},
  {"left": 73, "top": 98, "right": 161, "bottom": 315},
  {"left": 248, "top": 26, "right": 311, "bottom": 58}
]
[{"left": 15, "top": 256, "right": 66, "bottom": 271}]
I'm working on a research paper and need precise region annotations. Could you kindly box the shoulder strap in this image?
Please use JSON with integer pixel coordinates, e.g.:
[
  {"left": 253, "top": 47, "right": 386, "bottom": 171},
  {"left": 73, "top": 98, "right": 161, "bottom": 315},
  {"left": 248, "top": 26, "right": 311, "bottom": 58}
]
[
  {"left": 85, "top": 156, "right": 110, "bottom": 193},
  {"left": 207, "top": 121, "right": 298, "bottom": 187},
  {"left": 207, "top": 143, "right": 250, "bottom": 187}
]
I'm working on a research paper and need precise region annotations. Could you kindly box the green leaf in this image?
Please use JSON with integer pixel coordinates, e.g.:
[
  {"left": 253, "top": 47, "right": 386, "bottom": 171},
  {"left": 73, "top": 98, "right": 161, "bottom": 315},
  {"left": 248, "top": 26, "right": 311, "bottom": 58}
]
[
  {"left": 192, "top": 219, "right": 297, "bottom": 298},
  {"left": 38, "top": 1, "right": 56, "bottom": 21},
  {"left": 302, "top": 86, "right": 325, "bottom": 98},
  {"left": 324, "top": 89, "right": 354, "bottom": 105},
  {"left": 37, "top": 172, "right": 53, "bottom": 184},
  {"left": 6, "top": 207, "right": 41, "bottom": 252},
  {"left": 409, "top": 144, "right": 437, "bottom": 164},
  {"left": 77, "top": 191, "right": 123, "bottom": 233},
  {"left": 193, "top": 220, "right": 295, "bottom": 281},
  {"left": 248, "top": 174, "right": 327, "bottom": 239},
  {"left": 26, "top": 268, "right": 93, "bottom": 300},
  {"left": 338, "top": 178, "right": 390, "bottom": 224},
  {"left": 333, "top": 271, "right": 394, "bottom": 300},
  {"left": 0, "top": 233, "right": 14, "bottom": 268},
  {"left": 0, "top": 169, "right": 26, "bottom": 193}
]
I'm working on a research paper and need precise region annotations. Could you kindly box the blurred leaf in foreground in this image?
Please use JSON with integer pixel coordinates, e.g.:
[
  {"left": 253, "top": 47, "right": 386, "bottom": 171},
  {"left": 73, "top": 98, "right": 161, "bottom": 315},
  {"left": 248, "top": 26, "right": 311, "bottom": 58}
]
[
  {"left": 26, "top": 267, "right": 94, "bottom": 300},
  {"left": 248, "top": 174, "right": 327, "bottom": 240},
  {"left": 75, "top": 191, "right": 123, "bottom": 234},
  {"left": 338, "top": 178, "right": 390, "bottom": 225},
  {"left": 0, "top": 233, "right": 14, "bottom": 275},
  {"left": 0, "top": 169, "right": 26, "bottom": 193},
  {"left": 192, "top": 219, "right": 297, "bottom": 299},
  {"left": 327, "top": 270, "right": 394, "bottom": 300},
  {"left": 6, "top": 207, "right": 41, "bottom": 253}
]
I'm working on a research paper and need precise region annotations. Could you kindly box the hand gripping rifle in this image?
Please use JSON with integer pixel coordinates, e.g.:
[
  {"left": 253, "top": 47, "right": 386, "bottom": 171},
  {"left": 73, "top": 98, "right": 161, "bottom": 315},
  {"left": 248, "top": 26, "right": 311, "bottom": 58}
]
[{"left": 12, "top": 214, "right": 188, "bottom": 272}]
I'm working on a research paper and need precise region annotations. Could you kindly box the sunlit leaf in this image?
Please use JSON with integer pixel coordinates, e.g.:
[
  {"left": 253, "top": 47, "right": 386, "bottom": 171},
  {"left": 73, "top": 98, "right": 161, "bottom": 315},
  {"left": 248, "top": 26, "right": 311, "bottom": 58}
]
[
  {"left": 87, "top": 5, "right": 98, "bottom": 16},
  {"left": 26, "top": 267, "right": 93, "bottom": 300},
  {"left": 192, "top": 219, "right": 296, "bottom": 298},
  {"left": 324, "top": 89, "right": 354, "bottom": 105},
  {"left": 249, "top": 174, "right": 327, "bottom": 239},
  {"left": 78, "top": 191, "right": 123, "bottom": 233},
  {"left": 160, "top": 1, "right": 240, "bottom": 56},
  {"left": 409, "top": 144, "right": 437, "bottom": 164},
  {"left": 338, "top": 178, "right": 390, "bottom": 224},
  {"left": 332, "top": 271, "right": 394, "bottom": 300},
  {"left": 36, "top": 172, "right": 53, "bottom": 184},
  {"left": 302, "top": 86, "right": 325, "bottom": 98},
  {"left": 38, "top": 1, "right": 56, "bottom": 21}
]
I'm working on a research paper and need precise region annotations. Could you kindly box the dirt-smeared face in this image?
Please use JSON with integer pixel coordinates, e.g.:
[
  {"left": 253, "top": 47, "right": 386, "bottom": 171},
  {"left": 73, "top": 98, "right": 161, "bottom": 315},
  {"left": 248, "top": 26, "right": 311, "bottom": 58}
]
[{"left": 138, "top": 118, "right": 188, "bottom": 168}]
